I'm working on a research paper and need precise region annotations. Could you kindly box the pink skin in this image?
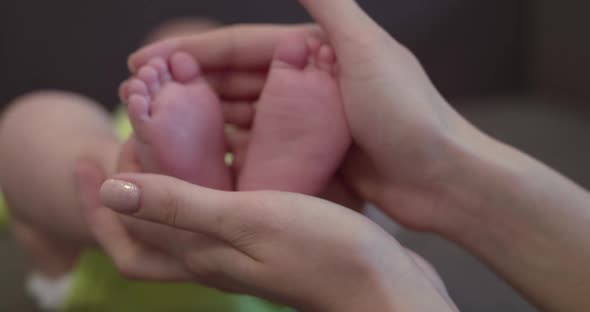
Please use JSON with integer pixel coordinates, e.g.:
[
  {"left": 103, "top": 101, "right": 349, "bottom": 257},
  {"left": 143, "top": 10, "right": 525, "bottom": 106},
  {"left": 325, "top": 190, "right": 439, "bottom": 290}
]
[
  {"left": 119, "top": 33, "right": 350, "bottom": 195},
  {"left": 238, "top": 33, "right": 351, "bottom": 194},
  {"left": 120, "top": 52, "right": 232, "bottom": 190}
]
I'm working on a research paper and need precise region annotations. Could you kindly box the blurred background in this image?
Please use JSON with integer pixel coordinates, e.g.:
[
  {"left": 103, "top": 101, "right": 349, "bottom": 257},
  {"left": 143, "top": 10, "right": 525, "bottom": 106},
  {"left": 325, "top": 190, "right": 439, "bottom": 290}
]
[{"left": 1, "top": 0, "right": 589, "bottom": 311}]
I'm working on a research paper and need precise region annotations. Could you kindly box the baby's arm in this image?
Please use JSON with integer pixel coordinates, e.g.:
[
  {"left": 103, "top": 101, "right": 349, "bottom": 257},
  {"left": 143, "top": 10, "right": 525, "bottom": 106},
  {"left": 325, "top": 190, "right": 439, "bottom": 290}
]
[{"left": 0, "top": 91, "right": 122, "bottom": 273}]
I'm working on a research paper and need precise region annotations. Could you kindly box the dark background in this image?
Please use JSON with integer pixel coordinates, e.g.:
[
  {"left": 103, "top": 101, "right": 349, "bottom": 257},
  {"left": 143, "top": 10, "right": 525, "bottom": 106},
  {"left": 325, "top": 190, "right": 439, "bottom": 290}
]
[{"left": 0, "top": 1, "right": 526, "bottom": 110}]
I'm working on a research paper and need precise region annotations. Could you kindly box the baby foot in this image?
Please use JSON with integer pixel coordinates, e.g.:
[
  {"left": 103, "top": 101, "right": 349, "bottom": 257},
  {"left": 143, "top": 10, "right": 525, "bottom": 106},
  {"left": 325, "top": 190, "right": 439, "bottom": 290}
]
[
  {"left": 238, "top": 33, "right": 351, "bottom": 194},
  {"left": 120, "top": 52, "right": 231, "bottom": 190}
]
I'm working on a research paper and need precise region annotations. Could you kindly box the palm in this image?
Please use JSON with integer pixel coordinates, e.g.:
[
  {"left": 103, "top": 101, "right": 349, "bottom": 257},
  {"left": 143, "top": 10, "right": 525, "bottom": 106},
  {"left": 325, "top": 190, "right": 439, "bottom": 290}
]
[{"left": 333, "top": 37, "right": 458, "bottom": 230}]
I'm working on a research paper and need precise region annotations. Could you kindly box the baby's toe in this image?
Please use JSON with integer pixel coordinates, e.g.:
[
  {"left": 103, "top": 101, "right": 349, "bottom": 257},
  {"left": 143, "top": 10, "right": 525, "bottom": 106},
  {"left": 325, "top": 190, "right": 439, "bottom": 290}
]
[
  {"left": 138, "top": 65, "right": 161, "bottom": 95},
  {"left": 170, "top": 52, "right": 201, "bottom": 83},
  {"left": 148, "top": 58, "right": 172, "bottom": 83},
  {"left": 271, "top": 32, "right": 310, "bottom": 70}
]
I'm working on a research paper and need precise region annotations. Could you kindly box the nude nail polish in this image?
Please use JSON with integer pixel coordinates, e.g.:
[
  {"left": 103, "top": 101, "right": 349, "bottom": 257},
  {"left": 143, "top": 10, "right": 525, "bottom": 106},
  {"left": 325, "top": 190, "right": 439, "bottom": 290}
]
[{"left": 100, "top": 179, "right": 141, "bottom": 213}]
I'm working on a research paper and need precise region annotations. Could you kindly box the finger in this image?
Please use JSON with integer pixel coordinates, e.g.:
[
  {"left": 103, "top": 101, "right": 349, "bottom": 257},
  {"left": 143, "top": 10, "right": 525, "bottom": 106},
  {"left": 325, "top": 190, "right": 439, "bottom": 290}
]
[
  {"left": 123, "top": 216, "right": 257, "bottom": 288},
  {"left": 76, "top": 160, "right": 192, "bottom": 281},
  {"left": 144, "top": 18, "right": 221, "bottom": 44},
  {"left": 122, "top": 216, "right": 195, "bottom": 259},
  {"left": 297, "top": 0, "right": 401, "bottom": 76},
  {"left": 129, "top": 24, "right": 321, "bottom": 72},
  {"left": 222, "top": 101, "right": 255, "bottom": 127},
  {"left": 297, "top": 0, "right": 382, "bottom": 43},
  {"left": 99, "top": 174, "right": 277, "bottom": 244},
  {"left": 404, "top": 249, "right": 447, "bottom": 294},
  {"left": 208, "top": 71, "right": 267, "bottom": 101},
  {"left": 116, "top": 136, "right": 143, "bottom": 173},
  {"left": 178, "top": 236, "right": 262, "bottom": 290},
  {"left": 404, "top": 249, "right": 458, "bottom": 311}
]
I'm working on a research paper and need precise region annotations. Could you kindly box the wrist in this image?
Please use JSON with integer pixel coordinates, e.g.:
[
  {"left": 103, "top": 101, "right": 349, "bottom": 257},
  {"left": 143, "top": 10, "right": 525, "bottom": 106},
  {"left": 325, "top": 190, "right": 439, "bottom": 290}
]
[
  {"left": 431, "top": 126, "right": 533, "bottom": 239},
  {"left": 310, "top": 232, "right": 454, "bottom": 312},
  {"left": 431, "top": 117, "right": 590, "bottom": 239},
  {"left": 432, "top": 124, "right": 590, "bottom": 311}
]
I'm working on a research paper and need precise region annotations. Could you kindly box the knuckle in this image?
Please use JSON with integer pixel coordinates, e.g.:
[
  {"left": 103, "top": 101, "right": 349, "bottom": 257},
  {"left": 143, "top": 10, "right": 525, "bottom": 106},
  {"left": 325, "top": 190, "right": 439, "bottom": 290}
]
[
  {"left": 224, "top": 193, "right": 286, "bottom": 245},
  {"left": 158, "top": 191, "right": 184, "bottom": 226}
]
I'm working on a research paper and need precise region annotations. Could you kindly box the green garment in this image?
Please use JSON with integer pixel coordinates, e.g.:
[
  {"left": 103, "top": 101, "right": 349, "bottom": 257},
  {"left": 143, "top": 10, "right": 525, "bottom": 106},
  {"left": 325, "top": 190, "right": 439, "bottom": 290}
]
[
  {"left": 0, "top": 193, "right": 7, "bottom": 229},
  {"left": 62, "top": 250, "right": 291, "bottom": 312}
]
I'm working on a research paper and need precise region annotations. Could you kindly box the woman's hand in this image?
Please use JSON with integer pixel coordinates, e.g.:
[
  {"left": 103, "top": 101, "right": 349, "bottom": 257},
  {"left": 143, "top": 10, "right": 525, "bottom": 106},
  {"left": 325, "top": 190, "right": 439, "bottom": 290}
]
[
  {"left": 78, "top": 160, "right": 456, "bottom": 311},
  {"left": 126, "top": 3, "right": 477, "bottom": 231},
  {"left": 128, "top": 24, "right": 320, "bottom": 103}
]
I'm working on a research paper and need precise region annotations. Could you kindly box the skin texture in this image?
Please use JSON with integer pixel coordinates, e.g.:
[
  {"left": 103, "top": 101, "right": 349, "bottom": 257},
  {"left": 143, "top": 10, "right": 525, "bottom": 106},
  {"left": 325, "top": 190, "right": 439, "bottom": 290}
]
[
  {"left": 86, "top": 169, "right": 457, "bottom": 312},
  {"left": 98, "top": 0, "right": 590, "bottom": 311},
  {"left": 120, "top": 32, "right": 351, "bottom": 196},
  {"left": 238, "top": 32, "right": 351, "bottom": 194},
  {"left": 120, "top": 52, "right": 231, "bottom": 190}
]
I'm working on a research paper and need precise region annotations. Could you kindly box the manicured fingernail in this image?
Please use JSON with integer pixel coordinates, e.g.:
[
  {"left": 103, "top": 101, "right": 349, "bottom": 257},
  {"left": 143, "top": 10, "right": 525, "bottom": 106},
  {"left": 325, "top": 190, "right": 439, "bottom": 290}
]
[{"left": 100, "top": 179, "right": 141, "bottom": 213}]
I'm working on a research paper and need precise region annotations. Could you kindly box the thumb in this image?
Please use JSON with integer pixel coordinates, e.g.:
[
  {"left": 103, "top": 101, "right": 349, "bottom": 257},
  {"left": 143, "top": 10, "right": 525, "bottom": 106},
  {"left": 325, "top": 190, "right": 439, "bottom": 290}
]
[
  {"left": 98, "top": 173, "right": 282, "bottom": 243},
  {"left": 297, "top": 0, "right": 395, "bottom": 61},
  {"left": 298, "top": 0, "right": 377, "bottom": 36}
]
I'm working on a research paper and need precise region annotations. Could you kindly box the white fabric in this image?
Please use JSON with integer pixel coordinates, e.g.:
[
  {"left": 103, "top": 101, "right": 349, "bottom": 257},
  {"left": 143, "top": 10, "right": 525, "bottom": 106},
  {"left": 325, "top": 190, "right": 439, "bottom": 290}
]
[{"left": 27, "top": 272, "right": 73, "bottom": 311}]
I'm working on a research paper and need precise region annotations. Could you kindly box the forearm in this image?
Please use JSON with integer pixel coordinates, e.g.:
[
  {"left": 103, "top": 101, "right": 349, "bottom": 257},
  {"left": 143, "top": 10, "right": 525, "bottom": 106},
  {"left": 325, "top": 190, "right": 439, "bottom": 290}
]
[{"left": 440, "top": 133, "right": 590, "bottom": 311}]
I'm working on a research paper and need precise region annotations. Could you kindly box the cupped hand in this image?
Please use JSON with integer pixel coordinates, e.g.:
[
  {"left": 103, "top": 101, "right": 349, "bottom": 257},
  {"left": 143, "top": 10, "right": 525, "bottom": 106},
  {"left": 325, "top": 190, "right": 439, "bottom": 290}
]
[
  {"left": 128, "top": 0, "right": 481, "bottom": 231},
  {"left": 295, "top": 0, "right": 478, "bottom": 231},
  {"left": 78, "top": 158, "right": 456, "bottom": 311}
]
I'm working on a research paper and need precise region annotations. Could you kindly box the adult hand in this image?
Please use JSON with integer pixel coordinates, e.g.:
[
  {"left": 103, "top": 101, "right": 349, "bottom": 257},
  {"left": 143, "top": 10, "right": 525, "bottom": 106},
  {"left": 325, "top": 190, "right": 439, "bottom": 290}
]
[
  {"left": 128, "top": 23, "right": 365, "bottom": 211},
  {"left": 128, "top": 24, "right": 320, "bottom": 104},
  {"left": 126, "top": 3, "right": 476, "bottom": 231},
  {"left": 78, "top": 159, "right": 456, "bottom": 311}
]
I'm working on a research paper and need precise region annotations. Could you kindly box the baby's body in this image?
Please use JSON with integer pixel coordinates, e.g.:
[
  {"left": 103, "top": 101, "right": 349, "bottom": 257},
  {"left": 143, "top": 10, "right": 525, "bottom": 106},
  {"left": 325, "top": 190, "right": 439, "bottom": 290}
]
[{"left": 120, "top": 32, "right": 351, "bottom": 194}]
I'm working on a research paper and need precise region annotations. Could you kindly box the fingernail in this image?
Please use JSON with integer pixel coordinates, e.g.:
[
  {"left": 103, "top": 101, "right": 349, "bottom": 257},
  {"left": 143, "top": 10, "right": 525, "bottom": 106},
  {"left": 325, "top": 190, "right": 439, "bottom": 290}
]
[{"left": 100, "top": 179, "right": 141, "bottom": 213}]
